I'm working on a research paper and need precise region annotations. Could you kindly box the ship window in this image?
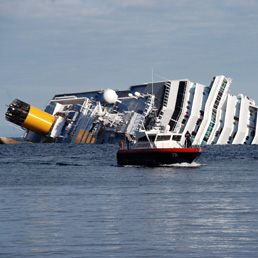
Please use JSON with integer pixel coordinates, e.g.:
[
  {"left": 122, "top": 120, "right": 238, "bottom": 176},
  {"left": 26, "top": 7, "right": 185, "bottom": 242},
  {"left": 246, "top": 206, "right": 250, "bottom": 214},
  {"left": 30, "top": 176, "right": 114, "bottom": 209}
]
[
  {"left": 157, "top": 135, "right": 171, "bottom": 141},
  {"left": 172, "top": 135, "right": 181, "bottom": 141}
]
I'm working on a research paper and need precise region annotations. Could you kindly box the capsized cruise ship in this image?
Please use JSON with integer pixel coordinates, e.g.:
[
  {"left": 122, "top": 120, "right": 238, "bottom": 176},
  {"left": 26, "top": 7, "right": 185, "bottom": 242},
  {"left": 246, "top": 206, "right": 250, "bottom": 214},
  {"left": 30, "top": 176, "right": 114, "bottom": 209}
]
[{"left": 5, "top": 75, "right": 258, "bottom": 145}]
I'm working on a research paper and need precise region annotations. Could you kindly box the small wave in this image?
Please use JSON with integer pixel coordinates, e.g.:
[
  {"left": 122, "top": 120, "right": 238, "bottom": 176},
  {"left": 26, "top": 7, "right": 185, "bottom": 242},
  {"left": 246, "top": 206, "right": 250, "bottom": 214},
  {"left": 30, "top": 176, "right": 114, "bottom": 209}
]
[
  {"left": 55, "top": 162, "right": 89, "bottom": 167},
  {"left": 117, "top": 162, "right": 201, "bottom": 168},
  {"left": 162, "top": 162, "right": 201, "bottom": 168}
]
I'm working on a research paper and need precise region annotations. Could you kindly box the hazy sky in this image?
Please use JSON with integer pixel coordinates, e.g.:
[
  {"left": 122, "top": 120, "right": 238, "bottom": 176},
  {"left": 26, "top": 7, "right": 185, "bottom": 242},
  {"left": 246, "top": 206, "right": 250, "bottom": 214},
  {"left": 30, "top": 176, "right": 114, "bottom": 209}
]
[{"left": 1, "top": 0, "right": 258, "bottom": 136}]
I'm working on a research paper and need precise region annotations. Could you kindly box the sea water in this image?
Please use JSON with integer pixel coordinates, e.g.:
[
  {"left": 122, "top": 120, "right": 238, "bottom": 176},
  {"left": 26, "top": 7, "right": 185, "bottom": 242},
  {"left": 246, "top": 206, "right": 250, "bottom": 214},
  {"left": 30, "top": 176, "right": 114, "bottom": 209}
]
[{"left": 0, "top": 144, "right": 258, "bottom": 258}]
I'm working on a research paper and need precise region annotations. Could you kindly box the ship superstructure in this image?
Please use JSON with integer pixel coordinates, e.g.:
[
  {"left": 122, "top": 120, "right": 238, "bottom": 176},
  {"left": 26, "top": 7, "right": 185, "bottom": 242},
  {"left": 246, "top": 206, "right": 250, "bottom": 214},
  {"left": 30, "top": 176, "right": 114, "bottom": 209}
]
[{"left": 5, "top": 75, "right": 258, "bottom": 145}]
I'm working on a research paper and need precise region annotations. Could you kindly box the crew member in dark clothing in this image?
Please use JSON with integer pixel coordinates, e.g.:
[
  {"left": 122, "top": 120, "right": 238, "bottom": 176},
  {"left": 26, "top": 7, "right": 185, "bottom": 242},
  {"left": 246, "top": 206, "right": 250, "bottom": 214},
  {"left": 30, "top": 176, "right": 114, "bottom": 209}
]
[
  {"left": 125, "top": 136, "right": 130, "bottom": 149},
  {"left": 185, "top": 131, "right": 192, "bottom": 148}
]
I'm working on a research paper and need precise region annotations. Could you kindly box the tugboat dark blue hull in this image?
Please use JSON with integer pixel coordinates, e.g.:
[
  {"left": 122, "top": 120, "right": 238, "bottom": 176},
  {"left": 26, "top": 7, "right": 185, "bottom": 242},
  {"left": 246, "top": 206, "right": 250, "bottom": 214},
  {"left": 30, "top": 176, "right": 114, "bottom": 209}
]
[{"left": 117, "top": 148, "right": 202, "bottom": 166}]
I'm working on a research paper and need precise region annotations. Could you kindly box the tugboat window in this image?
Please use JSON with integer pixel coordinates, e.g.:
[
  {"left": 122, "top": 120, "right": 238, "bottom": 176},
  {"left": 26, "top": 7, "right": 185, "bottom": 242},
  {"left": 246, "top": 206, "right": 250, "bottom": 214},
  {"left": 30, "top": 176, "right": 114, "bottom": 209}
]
[
  {"left": 157, "top": 135, "right": 171, "bottom": 141},
  {"left": 138, "top": 136, "right": 155, "bottom": 142},
  {"left": 172, "top": 135, "right": 181, "bottom": 141}
]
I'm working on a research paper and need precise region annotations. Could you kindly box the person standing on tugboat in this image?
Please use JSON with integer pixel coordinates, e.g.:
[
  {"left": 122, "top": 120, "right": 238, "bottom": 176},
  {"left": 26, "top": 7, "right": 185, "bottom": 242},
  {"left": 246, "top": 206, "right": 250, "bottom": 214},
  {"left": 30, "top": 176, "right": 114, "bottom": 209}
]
[{"left": 185, "top": 131, "right": 192, "bottom": 148}]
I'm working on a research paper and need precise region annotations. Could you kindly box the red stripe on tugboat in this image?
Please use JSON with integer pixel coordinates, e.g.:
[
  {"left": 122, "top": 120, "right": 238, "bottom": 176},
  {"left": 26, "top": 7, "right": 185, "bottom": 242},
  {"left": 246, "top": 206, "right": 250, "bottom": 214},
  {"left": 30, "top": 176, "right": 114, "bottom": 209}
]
[{"left": 117, "top": 148, "right": 202, "bottom": 154}]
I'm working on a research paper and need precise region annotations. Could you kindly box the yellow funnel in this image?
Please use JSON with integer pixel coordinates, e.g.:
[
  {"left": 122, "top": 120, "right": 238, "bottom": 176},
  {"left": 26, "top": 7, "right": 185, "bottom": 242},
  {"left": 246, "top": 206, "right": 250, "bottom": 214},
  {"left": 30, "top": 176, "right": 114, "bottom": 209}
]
[
  {"left": 22, "top": 105, "right": 56, "bottom": 135},
  {"left": 6, "top": 99, "right": 56, "bottom": 135}
]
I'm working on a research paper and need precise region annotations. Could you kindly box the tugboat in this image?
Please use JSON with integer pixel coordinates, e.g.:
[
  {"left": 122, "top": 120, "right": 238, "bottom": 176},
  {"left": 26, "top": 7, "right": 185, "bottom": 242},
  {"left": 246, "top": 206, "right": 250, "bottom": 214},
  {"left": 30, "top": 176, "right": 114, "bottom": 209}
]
[{"left": 117, "top": 126, "right": 202, "bottom": 166}]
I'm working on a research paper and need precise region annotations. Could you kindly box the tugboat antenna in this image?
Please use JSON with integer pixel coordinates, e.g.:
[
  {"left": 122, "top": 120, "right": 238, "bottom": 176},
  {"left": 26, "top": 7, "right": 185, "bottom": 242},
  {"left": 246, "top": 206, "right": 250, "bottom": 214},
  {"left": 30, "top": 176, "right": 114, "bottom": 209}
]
[{"left": 152, "top": 68, "right": 154, "bottom": 95}]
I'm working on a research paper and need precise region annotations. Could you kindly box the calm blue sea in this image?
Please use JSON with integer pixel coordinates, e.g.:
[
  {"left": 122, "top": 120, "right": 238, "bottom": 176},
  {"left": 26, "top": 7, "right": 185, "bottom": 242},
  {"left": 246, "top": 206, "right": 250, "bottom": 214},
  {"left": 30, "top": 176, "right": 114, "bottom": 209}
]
[{"left": 0, "top": 144, "right": 258, "bottom": 258}]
